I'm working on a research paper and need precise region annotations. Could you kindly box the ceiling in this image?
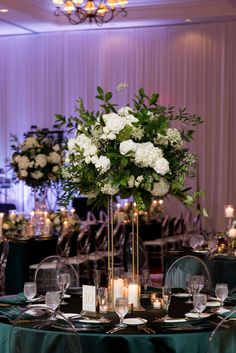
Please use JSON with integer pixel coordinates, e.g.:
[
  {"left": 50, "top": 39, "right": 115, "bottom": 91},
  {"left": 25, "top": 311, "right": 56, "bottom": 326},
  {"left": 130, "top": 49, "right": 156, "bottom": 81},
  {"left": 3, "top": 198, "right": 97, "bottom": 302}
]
[{"left": 0, "top": 0, "right": 236, "bottom": 36}]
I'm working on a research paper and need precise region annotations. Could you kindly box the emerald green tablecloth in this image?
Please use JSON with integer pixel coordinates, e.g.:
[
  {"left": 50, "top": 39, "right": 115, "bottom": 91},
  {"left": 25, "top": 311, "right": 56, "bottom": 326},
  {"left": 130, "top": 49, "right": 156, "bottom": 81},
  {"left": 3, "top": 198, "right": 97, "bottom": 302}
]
[{"left": 0, "top": 321, "right": 211, "bottom": 353}]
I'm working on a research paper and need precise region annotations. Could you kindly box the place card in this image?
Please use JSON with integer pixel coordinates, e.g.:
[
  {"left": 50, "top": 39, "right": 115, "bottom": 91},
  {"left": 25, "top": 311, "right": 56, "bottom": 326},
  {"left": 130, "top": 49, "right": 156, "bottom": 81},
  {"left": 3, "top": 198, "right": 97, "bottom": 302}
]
[{"left": 82, "top": 285, "right": 96, "bottom": 313}]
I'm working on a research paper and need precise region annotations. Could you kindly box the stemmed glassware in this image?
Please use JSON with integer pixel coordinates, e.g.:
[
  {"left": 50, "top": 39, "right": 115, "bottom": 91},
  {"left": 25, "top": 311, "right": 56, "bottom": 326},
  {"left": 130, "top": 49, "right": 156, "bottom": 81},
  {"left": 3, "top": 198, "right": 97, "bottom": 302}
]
[
  {"left": 215, "top": 283, "right": 228, "bottom": 307},
  {"left": 45, "top": 291, "right": 61, "bottom": 320},
  {"left": 190, "top": 236, "right": 199, "bottom": 250},
  {"left": 162, "top": 287, "right": 172, "bottom": 320},
  {"left": 93, "top": 269, "right": 101, "bottom": 291},
  {"left": 141, "top": 269, "right": 151, "bottom": 298},
  {"left": 57, "top": 273, "right": 71, "bottom": 305},
  {"left": 23, "top": 282, "right": 37, "bottom": 304},
  {"left": 185, "top": 274, "right": 193, "bottom": 303},
  {"left": 193, "top": 294, "right": 207, "bottom": 318},
  {"left": 114, "top": 298, "right": 128, "bottom": 327}
]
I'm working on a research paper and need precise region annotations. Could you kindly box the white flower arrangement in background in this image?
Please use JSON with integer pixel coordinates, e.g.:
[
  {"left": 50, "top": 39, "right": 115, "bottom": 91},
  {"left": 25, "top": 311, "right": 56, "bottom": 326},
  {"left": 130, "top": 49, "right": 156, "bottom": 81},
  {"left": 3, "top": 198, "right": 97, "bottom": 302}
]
[
  {"left": 10, "top": 129, "right": 64, "bottom": 190},
  {"left": 55, "top": 86, "right": 203, "bottom": 210}
]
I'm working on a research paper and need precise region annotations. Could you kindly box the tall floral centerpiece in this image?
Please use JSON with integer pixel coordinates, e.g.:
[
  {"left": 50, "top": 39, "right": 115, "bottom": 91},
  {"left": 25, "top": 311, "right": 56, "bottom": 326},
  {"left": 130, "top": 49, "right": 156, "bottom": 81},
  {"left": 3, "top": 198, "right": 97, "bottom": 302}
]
[
  {"left": 55, "top": 85, "right": 203, "bottom": 307},
  {"left": 10, "top": 129, "right": 64, "bottom": 235}
]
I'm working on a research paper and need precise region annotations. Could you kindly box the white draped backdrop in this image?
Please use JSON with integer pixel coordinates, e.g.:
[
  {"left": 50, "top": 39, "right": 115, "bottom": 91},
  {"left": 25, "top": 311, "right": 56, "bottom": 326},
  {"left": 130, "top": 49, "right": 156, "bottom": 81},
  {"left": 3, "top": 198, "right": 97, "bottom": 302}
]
[{"left": 0, "top": 20, "right": 236, "bottom": 231}]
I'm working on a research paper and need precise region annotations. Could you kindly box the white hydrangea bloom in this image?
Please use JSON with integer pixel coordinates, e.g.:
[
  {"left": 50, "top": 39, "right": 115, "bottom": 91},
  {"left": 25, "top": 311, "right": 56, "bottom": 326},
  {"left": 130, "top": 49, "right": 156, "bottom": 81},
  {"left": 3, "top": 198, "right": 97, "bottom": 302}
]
[
  {"left": 68, "top": 138, "right": 76, "bottom": 152},
  {"left": 35, "top": 154, "right": 47, "bottom": 168},
  {"left": 151, "top": 178, "right": 170, "bottom": 197},
  {"left": 94, "top": 156, "right": 110, "bottom": 174},
  {"left": 118, "top": 106, "right": 134, "bottom": 117},
  {"left": 135, "top": 142, "right": 163, "bottom": 168},
  {"left": 91, "top": 155, "right": 99, "bottom": 164},
  {"left": 153, "top": 157, "right": 170, "bottom": 176},
  {"left": 119, "top": 140, "right": 136, "bottom": 155},
  {"left": 85, "top": 156, "right": 91, "bottom": 164},
  {"left": 101, "top": 182, "right": 119, "bottom": 195},
  {"left": 31, "top": 171, "right": 43, "bottom": 179},
  {"left": 167, "top": 128, "right": 183, "bottom": 148}
]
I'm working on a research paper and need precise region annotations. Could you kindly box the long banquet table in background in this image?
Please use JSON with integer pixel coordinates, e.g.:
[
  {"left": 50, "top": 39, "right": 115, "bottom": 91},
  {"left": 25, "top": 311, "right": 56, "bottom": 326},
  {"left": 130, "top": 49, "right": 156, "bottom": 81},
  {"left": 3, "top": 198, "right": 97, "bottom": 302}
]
[
  {"left": 5, "top": 237, "right": 57, "bottom": 294},
  {"left": 164, "top": 250, "right": 236, "bottom": 290}
]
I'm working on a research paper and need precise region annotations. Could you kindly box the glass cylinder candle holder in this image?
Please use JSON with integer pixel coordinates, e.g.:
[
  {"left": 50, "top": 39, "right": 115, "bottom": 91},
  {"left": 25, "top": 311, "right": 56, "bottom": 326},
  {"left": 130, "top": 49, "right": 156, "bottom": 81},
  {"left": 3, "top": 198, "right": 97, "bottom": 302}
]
[
  {"left": 109, "top": 267, "right": 125, "bottom": 308},
  {"left": 126, "top": 273, "right": 140, "bottom": 309}
]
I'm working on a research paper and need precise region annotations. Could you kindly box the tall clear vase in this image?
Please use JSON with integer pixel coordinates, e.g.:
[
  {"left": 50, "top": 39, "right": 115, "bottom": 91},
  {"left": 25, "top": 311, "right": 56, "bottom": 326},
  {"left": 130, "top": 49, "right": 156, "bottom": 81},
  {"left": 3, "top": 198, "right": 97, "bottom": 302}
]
[{"left": 33, "top": 188, "right": 47, "bottom": 237}]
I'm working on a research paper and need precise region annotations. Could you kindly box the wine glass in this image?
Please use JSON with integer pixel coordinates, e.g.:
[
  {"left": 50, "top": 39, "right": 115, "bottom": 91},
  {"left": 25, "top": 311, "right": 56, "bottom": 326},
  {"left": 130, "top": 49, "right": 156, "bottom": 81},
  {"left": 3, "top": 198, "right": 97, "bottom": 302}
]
[
  {"left": 196, "top": 275, "right": 204, "bottom": 293},
  {"left": 193, "top": 294, "right": 207, "bottom": 318},
  {"left": 23, "top": 282, "right": 37, "bottom": 304},
  {"left": 185, "top": 274, "right": 193, "bottom": 303},
  {"left": 197, "top": 234, "right": 205, "bottom": 249},
  {"left": 162, "top": 287, "right": 172, "bottom": 320},
  {"left": 114, "top": 297, "right": 128, "bottom": 327},
  {"left": 190, "top": 236, "right": 199, "bottom": 250},
  {"left": 93, "top": 269, "right": 101, "bottom": 291},
  {"left": 57, "top": 273, "right": 71, "bottom": 305},
  {"left": 141, "top": 269, "right": 151, "bottom": 298},
  {"left": 45, "top": 291, "right": 61, "bottom": 320},
  {"left": 215, "top": 283, "right": 228, "bottom": 307}
]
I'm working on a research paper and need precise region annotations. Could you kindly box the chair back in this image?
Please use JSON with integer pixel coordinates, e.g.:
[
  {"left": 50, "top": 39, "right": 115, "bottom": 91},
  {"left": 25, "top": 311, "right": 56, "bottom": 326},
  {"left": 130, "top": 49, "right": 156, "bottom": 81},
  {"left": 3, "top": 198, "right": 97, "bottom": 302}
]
[
  {"left": 9, "top": 307, "right": 82, "bottom": 353},
  {"left": 164, "top": 255, "right": 212, "bottom": 290},
  {"left": 207, "top": 309, "right": 236, "bottom": 353},
  {"left": 34, "top": 255, "right": 79, "bottom": 294}
]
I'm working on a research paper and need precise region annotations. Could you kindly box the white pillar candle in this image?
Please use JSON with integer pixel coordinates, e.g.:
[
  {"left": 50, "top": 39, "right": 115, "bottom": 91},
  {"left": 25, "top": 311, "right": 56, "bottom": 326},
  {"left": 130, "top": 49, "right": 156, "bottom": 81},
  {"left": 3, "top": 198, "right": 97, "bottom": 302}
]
[
  {"left": 44, "top": 218, "right": 51, "bottom": 236},
  {"left": 0, "top": 213, "right": 4, "bottom": 238},
  {"left": 128, "top": 283, "right": 139, "bottom": 308},
  {"left": 225, "top": 205, "right": 234, "bottom": 218},
  {"left": 153, "top": 300, "right": 161, "bottom": 309},
  {"left": 113, "top": 278, "right": 124, "bottom": 303}
]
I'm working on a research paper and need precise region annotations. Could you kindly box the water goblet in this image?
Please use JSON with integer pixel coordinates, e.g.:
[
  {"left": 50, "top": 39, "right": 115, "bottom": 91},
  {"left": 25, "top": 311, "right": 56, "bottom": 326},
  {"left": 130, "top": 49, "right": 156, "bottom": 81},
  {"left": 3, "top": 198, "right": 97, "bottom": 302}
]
[
  {"left": 93, "top": 269, "right": 101, "bottom": 291},
  {"left": 196, "top": 275, "right": 204, "bottom": 293},
  {"left": 215, "top": 283, "right": 228, "bottom": 307},
  {"left": 193, "top": 293, "right": 207, "bottom": 318},
  {"left": 141, "top": 269, "right": 151, "bottom": 298},
  {"left": 185, "top": 274, "right": 193, "bottom": 303},
  {"left": 162, "top": 287, "right": 172, "bottom": 320},
  {"left": 197, "top": 234, "right": 205, "bottom": 249},
  {"left": 23, "top": 282, "right": 37, "bottom": 304},
  {"left": 114, "top": 297, "right": 128, "bottom": 327},
  {"left": 190, "top": 236, "right": 199, "bottom": 251},
  {"left": 45, "top": 291, "right": 61, "bottom": 320},
  {"left": 57, "top": 273, "right": 71, "bottom": 305}
]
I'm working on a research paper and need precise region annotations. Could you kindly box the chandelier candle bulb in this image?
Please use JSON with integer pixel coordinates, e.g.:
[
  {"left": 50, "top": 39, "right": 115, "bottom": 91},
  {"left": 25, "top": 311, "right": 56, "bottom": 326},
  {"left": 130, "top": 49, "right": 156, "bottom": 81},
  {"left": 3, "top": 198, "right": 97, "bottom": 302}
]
[
  {"left": 0, "top": 213, "right": 4, "bottom": 238},
  {"left": 225, "top": 205, "right": 234, "bottom": 218},
  {"left": 60, "top": 207, "right": 67, "bottom": 216}
]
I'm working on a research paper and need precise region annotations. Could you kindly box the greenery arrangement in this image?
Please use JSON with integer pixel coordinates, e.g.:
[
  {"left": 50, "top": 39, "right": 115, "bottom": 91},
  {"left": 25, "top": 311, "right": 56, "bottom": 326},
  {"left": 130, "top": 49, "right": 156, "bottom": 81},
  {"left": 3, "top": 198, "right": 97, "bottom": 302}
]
[
  {"left": 55, "top": 86, "right": 203, "bottom": 210},
  {"left": 10, "top": 129, "right": 64, "bottom": 191}
]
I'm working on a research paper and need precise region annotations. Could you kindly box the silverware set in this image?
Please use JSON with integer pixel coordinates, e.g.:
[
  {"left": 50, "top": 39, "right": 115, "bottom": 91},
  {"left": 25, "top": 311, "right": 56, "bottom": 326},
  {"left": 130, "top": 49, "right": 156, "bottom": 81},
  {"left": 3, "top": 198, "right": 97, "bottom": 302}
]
[
  {"left": 137, "top": 324, "right": 155, "bottom": 334},
  {"left": 106, "top": 326, "right": 127, "bottom": 334}
]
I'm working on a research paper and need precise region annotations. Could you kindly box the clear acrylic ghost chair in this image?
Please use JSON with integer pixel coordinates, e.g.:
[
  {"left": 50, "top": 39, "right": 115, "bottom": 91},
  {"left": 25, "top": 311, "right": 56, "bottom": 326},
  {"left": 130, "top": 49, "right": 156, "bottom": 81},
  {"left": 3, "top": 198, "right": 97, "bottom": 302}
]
[
  {"left": 9, "top": 306, "right": 82, "bottom": 353},
  {"left": 33, "top": 255, "right": 79, "bottom": 294},
  {"left": 164, "top": 255, "right": 212, "bottom": 291},
  {"left": 207, "top": 310, "right": 236, "bottom": 353}
]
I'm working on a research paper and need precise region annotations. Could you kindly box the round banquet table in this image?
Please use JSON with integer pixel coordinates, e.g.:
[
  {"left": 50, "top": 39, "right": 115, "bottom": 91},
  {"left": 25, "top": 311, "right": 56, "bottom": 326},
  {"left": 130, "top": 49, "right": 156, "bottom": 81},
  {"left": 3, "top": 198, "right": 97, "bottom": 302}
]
[{"left": 0, "top": 293, "right": 216, "bottom": 353}]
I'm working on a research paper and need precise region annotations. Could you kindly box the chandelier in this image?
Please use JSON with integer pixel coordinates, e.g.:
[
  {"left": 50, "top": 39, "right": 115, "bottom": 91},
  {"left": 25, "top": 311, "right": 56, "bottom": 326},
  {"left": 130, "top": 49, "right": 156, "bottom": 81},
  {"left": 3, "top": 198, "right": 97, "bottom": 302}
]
[{"left": 52, "top": 0, "right": 128, "bottom": 26}]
